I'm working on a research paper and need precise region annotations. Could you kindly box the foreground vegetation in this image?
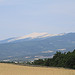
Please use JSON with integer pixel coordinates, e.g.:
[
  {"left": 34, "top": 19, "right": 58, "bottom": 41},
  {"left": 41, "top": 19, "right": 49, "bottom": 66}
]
[{"left": 32, "top": 50, "right": 75, "bottom": 69}]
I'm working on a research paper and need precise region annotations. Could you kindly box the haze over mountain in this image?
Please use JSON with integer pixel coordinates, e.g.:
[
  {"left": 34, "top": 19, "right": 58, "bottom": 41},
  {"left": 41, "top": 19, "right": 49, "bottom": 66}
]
[{"left": 0, "top": 32, "right": 75, "bottom": 61}]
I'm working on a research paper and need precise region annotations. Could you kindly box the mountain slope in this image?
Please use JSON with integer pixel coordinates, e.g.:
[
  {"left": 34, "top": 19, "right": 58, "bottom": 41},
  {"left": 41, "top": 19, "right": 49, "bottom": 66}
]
[{"left": 0, "top": 32, "right": 75, "bottom": 61}]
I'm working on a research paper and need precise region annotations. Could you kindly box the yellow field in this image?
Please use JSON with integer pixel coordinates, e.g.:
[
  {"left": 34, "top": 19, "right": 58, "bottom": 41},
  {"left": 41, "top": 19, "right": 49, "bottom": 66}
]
[{"left": 0, "top": 63, "right": 75, "bottom": 75}]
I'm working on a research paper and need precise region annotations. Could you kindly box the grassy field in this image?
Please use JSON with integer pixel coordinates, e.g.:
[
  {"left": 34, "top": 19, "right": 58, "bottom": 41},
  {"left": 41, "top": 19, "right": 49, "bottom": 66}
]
[{"left": 0, "top": 63, "right": 75, "bottom": 75}]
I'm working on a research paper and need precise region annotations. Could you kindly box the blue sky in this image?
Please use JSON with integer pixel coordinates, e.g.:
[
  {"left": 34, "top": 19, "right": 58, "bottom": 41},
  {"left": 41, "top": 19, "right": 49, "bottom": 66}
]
[{"left": 0, "top": 0, "right": 75, "bottom": 40}]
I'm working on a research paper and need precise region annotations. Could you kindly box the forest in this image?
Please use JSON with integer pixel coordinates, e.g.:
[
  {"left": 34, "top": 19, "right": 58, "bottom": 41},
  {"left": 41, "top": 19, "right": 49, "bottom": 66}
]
[{"left": 32, "top": 49, "right": 75, "bottom": 69}]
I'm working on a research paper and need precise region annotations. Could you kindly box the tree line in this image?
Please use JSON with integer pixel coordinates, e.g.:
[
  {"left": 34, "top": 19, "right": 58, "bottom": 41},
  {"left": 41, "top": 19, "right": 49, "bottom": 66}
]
[{"left": 32, "top": 50, "right": 75, "bottom": 69}]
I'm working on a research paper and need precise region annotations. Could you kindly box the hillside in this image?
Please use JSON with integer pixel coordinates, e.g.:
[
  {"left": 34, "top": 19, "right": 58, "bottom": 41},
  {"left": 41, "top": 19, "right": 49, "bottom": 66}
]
[
  {"left": 0, "top": 63, "right": 75, "bottom": 75},
  {"left": 0, "top": 33, "right": 75, "bottom": 61},
  {"left": 32, "top": 49, "right": 75, "bottom": 69}
]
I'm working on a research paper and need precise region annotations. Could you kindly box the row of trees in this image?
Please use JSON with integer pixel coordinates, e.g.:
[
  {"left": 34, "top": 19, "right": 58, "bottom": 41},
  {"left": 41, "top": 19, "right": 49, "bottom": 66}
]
[{"left": 32, "top": 50, "right": 75, "bottom": 69}]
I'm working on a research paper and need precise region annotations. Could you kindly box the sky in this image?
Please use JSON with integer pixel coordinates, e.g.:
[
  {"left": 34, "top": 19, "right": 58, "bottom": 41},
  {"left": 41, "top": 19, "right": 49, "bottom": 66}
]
[{"left": 0, "top": 0, "right": 75, "bottom": 40}]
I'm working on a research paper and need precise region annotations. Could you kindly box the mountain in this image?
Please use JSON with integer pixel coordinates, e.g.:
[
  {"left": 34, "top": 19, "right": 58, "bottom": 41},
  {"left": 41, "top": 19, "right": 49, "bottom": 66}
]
[
  {"left": 0, "top": 32, "right": 75, "bottom": 61},
  {"left": 0, "top": 32, "right": 64, "bottom": 43}
]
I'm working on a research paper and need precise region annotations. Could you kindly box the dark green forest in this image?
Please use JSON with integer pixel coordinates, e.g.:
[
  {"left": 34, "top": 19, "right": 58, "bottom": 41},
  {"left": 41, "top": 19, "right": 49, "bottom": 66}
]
[{"left": 32, "top": 49, "right": 75, "bottom": 69}]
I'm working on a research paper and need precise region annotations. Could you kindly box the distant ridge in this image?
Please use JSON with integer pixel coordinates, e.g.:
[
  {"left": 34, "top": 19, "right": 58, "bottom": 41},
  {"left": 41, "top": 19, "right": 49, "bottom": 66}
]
[{"left": 0, "top": 32, "right": 65, "bottom": 43}]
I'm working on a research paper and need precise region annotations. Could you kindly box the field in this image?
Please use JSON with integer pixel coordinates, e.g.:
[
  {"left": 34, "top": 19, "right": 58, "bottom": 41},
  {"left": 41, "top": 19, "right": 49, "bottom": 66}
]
[{"left": 0, "top": 63, "right": 75, "bottom": 75}]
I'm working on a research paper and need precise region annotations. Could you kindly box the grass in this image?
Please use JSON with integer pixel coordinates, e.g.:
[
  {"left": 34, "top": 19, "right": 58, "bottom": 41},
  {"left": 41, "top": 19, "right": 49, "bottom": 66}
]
[{"left": 0, "top": 63, "right": 75, "bottom": 75}]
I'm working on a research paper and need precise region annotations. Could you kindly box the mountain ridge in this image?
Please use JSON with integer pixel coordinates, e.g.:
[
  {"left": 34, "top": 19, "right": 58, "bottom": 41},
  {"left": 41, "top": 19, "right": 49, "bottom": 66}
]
[
  {"left": 0, "top": 32, "right": 65, "bottom": 43},
  {"left": 0, "top": 32, "right": 75, "bottom": 61}
]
